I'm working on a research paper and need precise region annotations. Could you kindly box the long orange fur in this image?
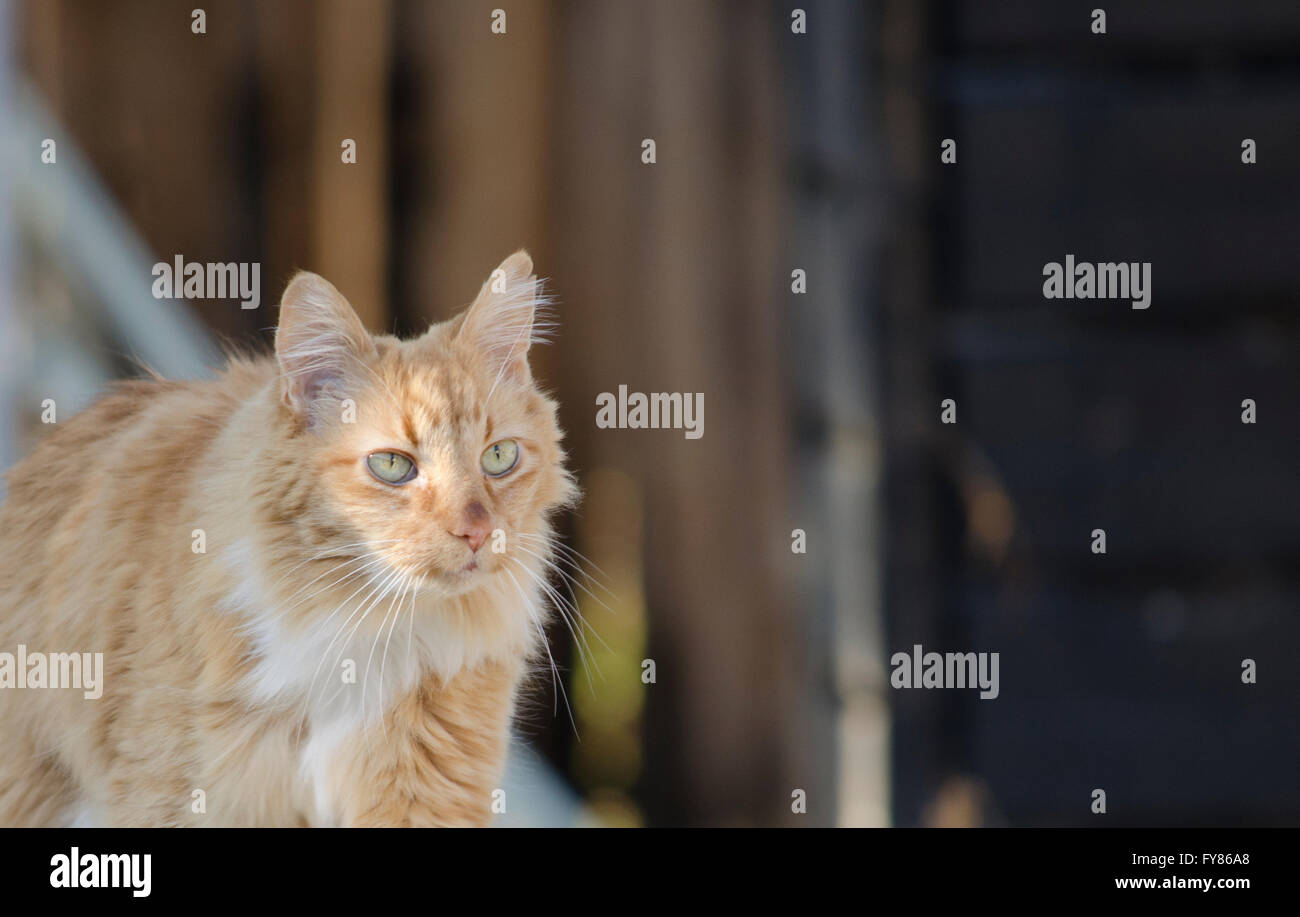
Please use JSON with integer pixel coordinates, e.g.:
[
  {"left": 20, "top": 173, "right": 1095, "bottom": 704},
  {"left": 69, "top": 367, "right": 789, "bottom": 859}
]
[{"left": 0, "top": 251, "right": 577, "bottom": 826}]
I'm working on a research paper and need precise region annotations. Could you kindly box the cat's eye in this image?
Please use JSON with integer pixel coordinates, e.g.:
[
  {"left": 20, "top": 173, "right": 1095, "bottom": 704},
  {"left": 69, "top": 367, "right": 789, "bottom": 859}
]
[
  {"left": 481, "top": 440, "right": 519, "bottom": 477},
  {"left": 366, "top": 451, "right": 416, "bottom": 485}
]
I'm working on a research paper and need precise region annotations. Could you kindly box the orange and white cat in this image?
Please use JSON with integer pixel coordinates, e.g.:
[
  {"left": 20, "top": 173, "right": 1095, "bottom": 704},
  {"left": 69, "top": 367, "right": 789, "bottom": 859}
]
[{"left": 0, "top": 251, "right": 577, "bottom": 826}]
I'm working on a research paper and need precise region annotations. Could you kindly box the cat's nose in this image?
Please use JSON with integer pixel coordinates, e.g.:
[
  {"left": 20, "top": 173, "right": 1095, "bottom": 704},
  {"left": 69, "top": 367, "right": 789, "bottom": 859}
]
[{"left": 450, "top": 501, "right": 492, "bottom": 553}]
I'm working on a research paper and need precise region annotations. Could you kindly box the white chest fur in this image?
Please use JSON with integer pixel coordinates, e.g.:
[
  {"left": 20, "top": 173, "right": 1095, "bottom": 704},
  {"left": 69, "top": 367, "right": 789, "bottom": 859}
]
[{"left": 217, "top": 539, "right": 537, "bottom": 824}]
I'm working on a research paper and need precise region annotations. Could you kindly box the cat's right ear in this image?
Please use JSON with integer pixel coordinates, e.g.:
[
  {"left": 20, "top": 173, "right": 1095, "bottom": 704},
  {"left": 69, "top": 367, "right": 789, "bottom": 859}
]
[{"left": 275, "top": 272, "right": 377, "bottom": 420}]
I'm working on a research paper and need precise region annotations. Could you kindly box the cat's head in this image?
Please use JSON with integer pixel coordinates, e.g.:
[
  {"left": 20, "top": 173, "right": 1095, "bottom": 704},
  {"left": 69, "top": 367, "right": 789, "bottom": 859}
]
[{"left": 270, "top": 251, "right": 576, "bottom": 599}]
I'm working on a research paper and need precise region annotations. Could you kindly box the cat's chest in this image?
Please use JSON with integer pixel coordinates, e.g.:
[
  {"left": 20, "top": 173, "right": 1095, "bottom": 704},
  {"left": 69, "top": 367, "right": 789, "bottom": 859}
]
[
  {"left": 218, "top": 540, "right": 490, "bottom": 710},
  {"left": 220, "top": 569, "right": 447, "bottom": 728},
  {"left": 222, "top": 594, "right": 445, "bottom": 826},
  {"left": 215, "top": 540, "right": 533, "bottom": 824},
  {"left": 226, "top": 596, "right": 436, "bottom": 825}
]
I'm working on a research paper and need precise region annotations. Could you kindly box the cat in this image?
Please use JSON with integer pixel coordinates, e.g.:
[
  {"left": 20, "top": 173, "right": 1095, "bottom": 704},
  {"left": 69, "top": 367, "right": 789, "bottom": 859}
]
[{"left": 0, "top": 251, "right": 578, "bottom": 826}]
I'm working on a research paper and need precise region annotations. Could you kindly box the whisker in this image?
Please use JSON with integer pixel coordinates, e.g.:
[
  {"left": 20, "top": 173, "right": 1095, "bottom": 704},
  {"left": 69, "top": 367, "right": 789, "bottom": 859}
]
[
  {"left": 297, "top": 555, "right": 393, "bottom": 635},
  {"left": 367, "top": 573, "right": 412, "bottom": 734},
  {"left": 504, "top": 553, "right": 604, "bottom": 687},
  {"left": 501, "top": 565, "right": 578, "bottom": 738},
  {"left": 284, "top": 554, "right": 391, "bottom": 620},
  {"left": 303, "top": 565, "right": 403, "bottom": 718},
  {"left": 512, "top": 532, "right": 616, "bottom": 596},
  {"left": 327, "top": 566, "right": 405, "bottom": 701},
  {"left": 269, "top": 539, "right": 404, "bottom": 591},
  {"left": 508, "top": 542, "right": 613, "bottom": 650}
]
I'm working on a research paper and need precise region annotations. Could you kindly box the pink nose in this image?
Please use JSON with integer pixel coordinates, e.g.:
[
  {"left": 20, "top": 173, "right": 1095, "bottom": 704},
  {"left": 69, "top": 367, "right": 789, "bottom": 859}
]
[{"left": 451, "top": 501, "right": 492, "bottom": 553}]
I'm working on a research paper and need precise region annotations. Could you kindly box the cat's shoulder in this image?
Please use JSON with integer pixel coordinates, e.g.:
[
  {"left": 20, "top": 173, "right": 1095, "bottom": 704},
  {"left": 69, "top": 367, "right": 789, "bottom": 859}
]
[{"left": 13, "top": 357, "right": 274, "bottom": 468}]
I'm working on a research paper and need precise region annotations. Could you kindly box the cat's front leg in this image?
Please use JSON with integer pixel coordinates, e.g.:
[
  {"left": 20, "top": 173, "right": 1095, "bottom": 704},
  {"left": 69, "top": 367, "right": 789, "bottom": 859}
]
[{"left": 326, "top": 658, "right": 522, "bottom": 827}]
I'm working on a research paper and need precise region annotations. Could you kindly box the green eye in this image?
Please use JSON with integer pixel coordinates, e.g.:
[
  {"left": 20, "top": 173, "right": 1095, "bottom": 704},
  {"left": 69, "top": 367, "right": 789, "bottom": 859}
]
[
  {"left": 366, "top": 451, "right": 416, "bottom": 484},
  {"left": 481, "top": 440, "right": 519, "bottom": 477}
]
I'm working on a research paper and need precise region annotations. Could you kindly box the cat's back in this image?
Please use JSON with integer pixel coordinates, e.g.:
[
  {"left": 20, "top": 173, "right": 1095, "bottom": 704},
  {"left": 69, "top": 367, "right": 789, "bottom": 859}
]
[{"left": 0, "top": 359, "right": 272, "bottom": 590}]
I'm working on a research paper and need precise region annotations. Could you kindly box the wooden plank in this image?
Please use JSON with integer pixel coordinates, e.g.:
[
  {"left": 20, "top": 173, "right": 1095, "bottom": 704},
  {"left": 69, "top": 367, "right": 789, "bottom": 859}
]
[
  {"left": 396, "top": 0, "right": 553, "bottom": 329},
  {"left": 552, "top": 0, "right": 801, "bottom": 825},
  {"left": 311, "top": 0, "right": 391, "bottom": 331}
]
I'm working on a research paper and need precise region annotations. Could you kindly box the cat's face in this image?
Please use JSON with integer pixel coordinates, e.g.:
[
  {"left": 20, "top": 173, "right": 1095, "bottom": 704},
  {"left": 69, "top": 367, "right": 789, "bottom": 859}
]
[{"left": 273, "top": 252, "right": 575, "bottom": 599}]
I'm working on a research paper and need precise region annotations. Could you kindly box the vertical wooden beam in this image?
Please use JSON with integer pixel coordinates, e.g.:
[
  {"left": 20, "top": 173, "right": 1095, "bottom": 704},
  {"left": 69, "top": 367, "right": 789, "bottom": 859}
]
[
  {"left": 398, "top": 0, "right": 553, "bottom": 328},
  {"left": 18, "top": 0, "right": 64, "bottom": 106},
  {"left": 554, "top": 0, "right": 801, "bottom": 825},
  {"left": 254, "top": 0, "right": 318, "bottom": 320},
  {"left": 881, "top": 0, "right": 945, "bottom": 826},
  {"left": 23, "top": 0, "right": 264, "bottom": 340},
  {"left": 311, "top": 0, "right": 391, "bottom": 331}
]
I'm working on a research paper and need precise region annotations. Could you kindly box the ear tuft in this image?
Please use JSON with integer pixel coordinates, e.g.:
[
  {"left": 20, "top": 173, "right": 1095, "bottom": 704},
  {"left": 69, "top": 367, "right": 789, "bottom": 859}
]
[
  {"left": 275, "top": 272, "right": 376, "bottom": 421},
  {"left": 457, "top": 250, "right": 553, "bottom": 384}
]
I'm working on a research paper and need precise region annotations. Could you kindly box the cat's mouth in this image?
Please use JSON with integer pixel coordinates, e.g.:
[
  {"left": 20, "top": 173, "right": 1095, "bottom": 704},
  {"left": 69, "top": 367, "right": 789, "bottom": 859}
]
[
  {"left": 440, "top": 557, "right": 483, "bottom": 582},
  {"left": 447, "top": 554, "right": 483, "bottom": 574}
]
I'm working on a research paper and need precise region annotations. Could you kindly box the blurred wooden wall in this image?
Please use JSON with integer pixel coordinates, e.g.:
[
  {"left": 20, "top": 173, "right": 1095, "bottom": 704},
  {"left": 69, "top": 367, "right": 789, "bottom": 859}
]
[{"left": 550, "top": 0, "right": 804, "bottom": 826}]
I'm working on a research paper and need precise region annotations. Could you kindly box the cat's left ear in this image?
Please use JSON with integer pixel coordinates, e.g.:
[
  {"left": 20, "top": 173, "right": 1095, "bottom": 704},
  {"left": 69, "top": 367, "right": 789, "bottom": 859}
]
[
  {"left": 456, "top": 250, "right": 544, "bottom": 384},
  {"left": 275, "top": 271, "right": 377, "bottom": 421}
]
